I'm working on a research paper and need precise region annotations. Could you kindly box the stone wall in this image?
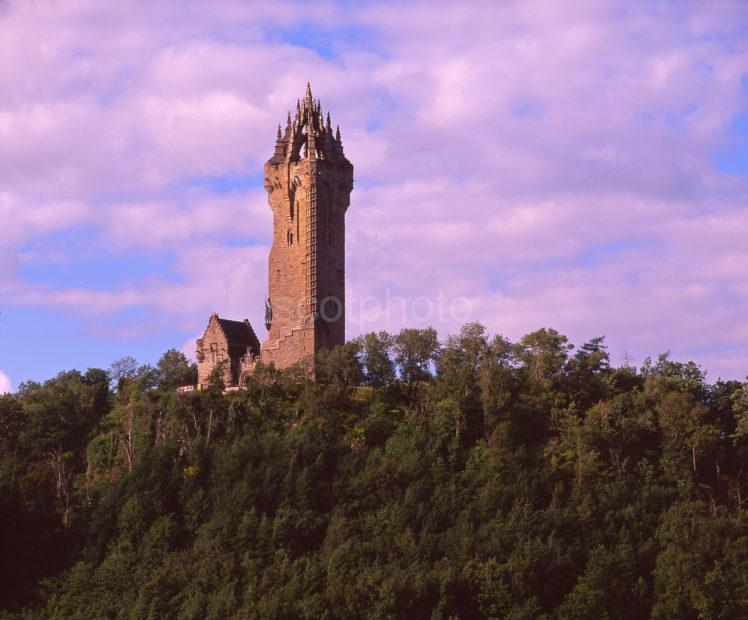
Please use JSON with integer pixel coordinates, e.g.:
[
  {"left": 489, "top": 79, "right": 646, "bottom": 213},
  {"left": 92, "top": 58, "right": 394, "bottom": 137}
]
[{"left": 196, "top": 315, "right": 233, "bottom": 387}]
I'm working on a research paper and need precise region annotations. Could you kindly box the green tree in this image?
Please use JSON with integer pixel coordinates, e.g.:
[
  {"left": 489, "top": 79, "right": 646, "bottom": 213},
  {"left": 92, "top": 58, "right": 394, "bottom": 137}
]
[
  {"left": 564, "top": 336, "right": 612, "bottom": 409},
  {"left": 356, "top": 331, "right": 395, "bottom": 388},
  {"left": 642, "top": 352, "right": 708, "bottom": 400},
  {"left": 316, "top": 342, "right": 363, "bottom": 389},
  {"left": 653, "top": 501, "right": 747, "bottom": 619},
  {"left": 393, "top": 327, "right": 439, "bottom": 397},
  {"left": 436, "top": 322, "right": 489, "bottom": 446},
  {"left": 3, "top": 335, "right": 748, "bottom": 619},
  {"left": 729, "top": 377, "right": 748, "bottom": 513},
  {"left": 657, "top": 391, "right": 718, "bottom": 481},
  {"left": 514, "top": 328, "right": 573, "bottom": 389},
  {"left": 0, "top": 393, "right": 24, "bottom": 483},
  {"left": 560, "top": 543, "right": 648, "bottom": 619},
  {"left": 479, "top": 333, "right": 516, "bottom": 434},
  {"left": 156, "top": 349, "right": 198, "bottom": 390},
  {"left": 110, "top": 356, "right": 138, "bottom": 388},
  {"left": 732, "top": 377, "right": 748, "bottom": 440},
  {"left": 18, "top": 369, "right": 109, "bottom": 525}
]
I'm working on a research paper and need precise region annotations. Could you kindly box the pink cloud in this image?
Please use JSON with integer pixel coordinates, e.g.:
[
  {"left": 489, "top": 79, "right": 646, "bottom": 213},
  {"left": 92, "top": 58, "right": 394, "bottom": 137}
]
[
  {"left": 1, "top": 0, "right": 747, "bottom": 379},
  {"left": 0, "top": 193, "right": 91, "bottom": 247},
  {"left": 0, "top": 370, "right": 12, "bottom": 394}
]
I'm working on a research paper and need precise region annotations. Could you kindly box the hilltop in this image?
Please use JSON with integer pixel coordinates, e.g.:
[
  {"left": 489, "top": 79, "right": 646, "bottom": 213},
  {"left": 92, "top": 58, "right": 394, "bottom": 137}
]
[{"left": 1, "top": 324, "right": 747, "bottom": 618}]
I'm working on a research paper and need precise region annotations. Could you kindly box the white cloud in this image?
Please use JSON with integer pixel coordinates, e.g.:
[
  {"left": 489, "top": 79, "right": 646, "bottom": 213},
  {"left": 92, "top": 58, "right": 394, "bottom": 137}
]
[
  {"left": 0, "top": 370, "right": 12, "bottom": 394},
  {"left": 181, "top": 336, "right": 200, "bottom": 361}
]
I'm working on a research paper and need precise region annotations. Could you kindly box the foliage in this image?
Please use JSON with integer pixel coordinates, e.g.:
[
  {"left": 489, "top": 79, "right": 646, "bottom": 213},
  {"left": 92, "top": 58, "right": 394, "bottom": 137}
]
[{"left": 0, "top": 326, "right": 746, "bottom": 618}]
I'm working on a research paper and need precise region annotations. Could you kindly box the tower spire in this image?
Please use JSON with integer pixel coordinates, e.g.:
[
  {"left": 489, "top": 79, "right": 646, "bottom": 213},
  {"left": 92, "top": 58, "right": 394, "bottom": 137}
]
[{"left": 259, "top": 87, "right": 354, "bottom": 372}]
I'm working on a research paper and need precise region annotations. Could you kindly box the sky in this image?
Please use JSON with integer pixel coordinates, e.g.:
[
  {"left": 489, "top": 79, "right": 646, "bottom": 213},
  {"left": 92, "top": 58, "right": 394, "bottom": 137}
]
[{"left": 1, "top": 0, "right": 747, "bottom": 391}]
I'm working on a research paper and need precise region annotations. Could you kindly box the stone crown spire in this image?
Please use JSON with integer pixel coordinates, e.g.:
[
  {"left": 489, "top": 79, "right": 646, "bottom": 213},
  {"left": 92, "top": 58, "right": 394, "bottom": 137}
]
[{"left": 267, "top": 82, "right": 347, "bottom": 165}]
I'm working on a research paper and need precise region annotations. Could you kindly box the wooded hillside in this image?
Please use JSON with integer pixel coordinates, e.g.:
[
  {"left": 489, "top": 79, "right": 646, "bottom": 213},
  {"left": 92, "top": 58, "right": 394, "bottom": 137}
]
[{"left": 1, "top": 324, "right": 746, "bottom": 618}]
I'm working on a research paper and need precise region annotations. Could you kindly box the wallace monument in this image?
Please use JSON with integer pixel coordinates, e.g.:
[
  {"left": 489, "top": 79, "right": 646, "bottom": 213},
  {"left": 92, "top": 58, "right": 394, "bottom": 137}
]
[{"left": 195, "top": 83, "right": 354, "bottom": 388}]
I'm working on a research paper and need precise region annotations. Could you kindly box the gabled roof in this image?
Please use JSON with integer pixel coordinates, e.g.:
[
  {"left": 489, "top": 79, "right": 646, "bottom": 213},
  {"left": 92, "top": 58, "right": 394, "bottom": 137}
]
[{"left": 216, "top": 317, "right": 260, "bottom": 355}]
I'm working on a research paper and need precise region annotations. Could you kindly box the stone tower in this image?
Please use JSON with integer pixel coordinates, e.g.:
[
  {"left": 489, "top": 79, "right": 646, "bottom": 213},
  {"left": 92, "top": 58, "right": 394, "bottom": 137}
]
[
  {"left": 259, "top": 83, "right": 354, "bottom": 368},
  {"left": 195, "top": 83, "right": 352, "bottom": 388}
]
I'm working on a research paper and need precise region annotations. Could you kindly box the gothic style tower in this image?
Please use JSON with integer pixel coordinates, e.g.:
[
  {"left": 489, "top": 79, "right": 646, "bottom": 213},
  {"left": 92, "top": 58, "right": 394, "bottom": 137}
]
[
  {"left": 259, "top": 83, "right": 354, "bottom": 368},
  {"left": 195, "top": 83, "right": 353, "bottom": 388}
]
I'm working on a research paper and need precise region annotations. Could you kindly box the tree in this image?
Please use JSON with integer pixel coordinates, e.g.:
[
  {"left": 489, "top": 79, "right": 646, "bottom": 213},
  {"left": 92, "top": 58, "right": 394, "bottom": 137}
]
[
  {"left": 479, "top": 333, "right": 516, "bottom": 434},
  {"left": 657, "top": 391, "right": 717, "bottom": 481},
  {"left": 103, "top": 402, "right": 153, "bottom": 472},
  {"left": 641, "top": 352, "right": 708, "bottom": 400},
  {"left": 156, "top": 349, "right": 198, "bottom": 390},
  {"left": 732, "top": 378, "right": 748, "bottom": 441},
  {"left": 560, "top": 543, "right": 647, "bottom": 618},
  {"left": 436, "top": 323, "right": 489, "bottom": 446},
  {"left": 514, "top": 328, "right": 573, "bottom": 388},
  {"left": 356, "top": 331, "right": 395, "bottom": 388},
  {"left": 581, "top": 394, "right": 654, "bottom": 478},
  {"left": 652, "top": 501, "right": 746, "bottom": 619},
  {"left": 393, "top": 327, "right": 439, "bottom": 394},
  {"left": 316, "top": 342, "right": 363, "bottom": 388},
  {"left": 4, "top": 337, "right": 748, "bottom": 618},
  {"left": 728, "top": 378, "right": 748, "bottom": 513},
  {"left": 17, "top": 370, "right": 110, "bottom": 525},
  {"left": 110, "top": 356, "right": 138, "bottom": 388},
  {"left": 0, "top": 394, "right": 24, "bottom": 483},
  {"left": 564, "top": 336, "right": 612, "bottom": 409}
]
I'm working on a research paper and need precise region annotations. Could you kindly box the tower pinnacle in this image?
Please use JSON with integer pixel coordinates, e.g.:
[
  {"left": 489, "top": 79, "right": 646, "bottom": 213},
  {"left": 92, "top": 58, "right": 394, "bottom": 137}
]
[{"left": 260, "top": 83, "right": 354, "bottom": 368}]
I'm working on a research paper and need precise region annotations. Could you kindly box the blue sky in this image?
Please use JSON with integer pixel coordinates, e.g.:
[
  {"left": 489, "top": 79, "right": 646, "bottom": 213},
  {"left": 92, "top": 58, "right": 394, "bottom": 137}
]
[{"left": 1, "top": 0, "right": 747, "bottom": 392}]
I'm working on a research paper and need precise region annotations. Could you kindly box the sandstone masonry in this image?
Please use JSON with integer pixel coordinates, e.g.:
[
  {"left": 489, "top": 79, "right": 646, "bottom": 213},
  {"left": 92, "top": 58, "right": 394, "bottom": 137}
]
[{"left": 196, "top": 83, "right": 353, "bottom": 388}]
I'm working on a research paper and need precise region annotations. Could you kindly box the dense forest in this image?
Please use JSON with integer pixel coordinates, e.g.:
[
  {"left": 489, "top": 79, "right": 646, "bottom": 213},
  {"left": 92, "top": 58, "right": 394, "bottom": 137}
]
[{"left": 1, "top": 324, "right": 747, "bottom": 618}]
